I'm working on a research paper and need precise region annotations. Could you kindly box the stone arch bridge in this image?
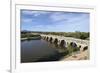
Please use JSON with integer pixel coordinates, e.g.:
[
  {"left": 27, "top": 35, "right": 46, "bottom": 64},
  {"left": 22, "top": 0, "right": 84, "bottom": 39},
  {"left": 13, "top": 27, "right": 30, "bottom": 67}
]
[{"left": 40, "top": 34, "right": 89, "bottom": 51}]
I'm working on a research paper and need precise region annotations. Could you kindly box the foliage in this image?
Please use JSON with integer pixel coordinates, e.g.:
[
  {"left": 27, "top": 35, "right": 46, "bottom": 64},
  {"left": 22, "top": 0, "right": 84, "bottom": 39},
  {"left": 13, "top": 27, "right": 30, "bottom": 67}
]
[
  {"left": 66, "top": 44, "right": 80, "bottom": 56},
  {"left": 21, "top": 33, "right": 41, "bottom": 38},
  {"left": 21, "top": 31, "right": 89, "bottom": 40}
]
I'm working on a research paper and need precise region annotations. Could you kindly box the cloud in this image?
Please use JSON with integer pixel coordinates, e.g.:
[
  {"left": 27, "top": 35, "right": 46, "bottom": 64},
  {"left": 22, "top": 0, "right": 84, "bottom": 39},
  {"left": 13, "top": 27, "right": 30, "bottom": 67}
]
[
  {"left": 21, "top": 10, "right": 51, "bottom": 17},
  {"left": 50, "top": 12, "right": 68, "bottom": 22},
  {"left": 22, "top": 10, "right": 39, "bottom": 15},
  {"left": 21, "top": 10, "right": 89, "bottom": 32},
  {"left": 21, "top": 18, "right": 33, "bottom": 23},
  {"left": 50, "top": 12, "right": 89, "bottom": 26}
]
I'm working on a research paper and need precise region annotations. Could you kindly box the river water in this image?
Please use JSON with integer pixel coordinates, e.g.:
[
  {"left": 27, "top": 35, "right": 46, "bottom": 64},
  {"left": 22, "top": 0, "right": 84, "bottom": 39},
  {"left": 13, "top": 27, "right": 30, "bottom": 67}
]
[{"left": 21, "top": 39, "right": 66, "bottom": 63}]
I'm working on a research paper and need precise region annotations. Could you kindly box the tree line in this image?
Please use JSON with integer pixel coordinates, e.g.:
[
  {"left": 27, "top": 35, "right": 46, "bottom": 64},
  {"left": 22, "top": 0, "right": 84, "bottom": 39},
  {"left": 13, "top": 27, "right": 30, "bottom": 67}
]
[{"left": 21, "top": 31, "right": 89, "bottom": 40}]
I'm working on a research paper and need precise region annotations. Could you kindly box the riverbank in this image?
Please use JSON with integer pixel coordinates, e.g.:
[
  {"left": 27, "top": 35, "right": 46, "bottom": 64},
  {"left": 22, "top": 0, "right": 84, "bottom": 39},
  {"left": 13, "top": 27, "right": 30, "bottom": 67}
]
[
  {"left": 21, "top": 36, "right": 41, "bottom": 41},
  {"left": 60, "top": 49, "right": 89, "bottom": 61}
]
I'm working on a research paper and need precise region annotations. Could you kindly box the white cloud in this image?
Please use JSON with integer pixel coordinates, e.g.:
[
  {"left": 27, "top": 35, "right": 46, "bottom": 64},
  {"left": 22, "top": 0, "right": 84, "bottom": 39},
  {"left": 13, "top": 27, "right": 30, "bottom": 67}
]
[
  {"left": 50, "top": 12, "right": 68, "bottom": 22},
  {"left": 21, "top": 10, "right": 89, "bottom": 32},
  {"left": 22, "top": 10, "right": 51, "bottom": 17},
  {"left": 50, "top": 12, "right": 89, "bottom": 26},
  {"left": 22, "top": 18, "right": 33, "bottom": 22},
  {"left": 33, "top": 11, "right": 51, "bottom": 17},
  {"left": 22, "top": 10, "right": 37, "bottom": 14}
]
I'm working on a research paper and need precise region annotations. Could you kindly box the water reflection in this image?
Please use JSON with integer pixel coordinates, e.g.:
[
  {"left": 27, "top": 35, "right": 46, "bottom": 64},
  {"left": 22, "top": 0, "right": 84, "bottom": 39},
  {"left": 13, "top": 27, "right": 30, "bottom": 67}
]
[{"left": 21, "top": 39, "right": 67, "bottom": 63}]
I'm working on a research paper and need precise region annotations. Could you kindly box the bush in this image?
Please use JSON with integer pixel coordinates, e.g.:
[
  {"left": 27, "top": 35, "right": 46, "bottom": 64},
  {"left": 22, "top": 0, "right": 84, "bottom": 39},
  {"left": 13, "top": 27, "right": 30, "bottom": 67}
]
[{"left": 67, "top": 44, "right": 80, "bottom": 56}]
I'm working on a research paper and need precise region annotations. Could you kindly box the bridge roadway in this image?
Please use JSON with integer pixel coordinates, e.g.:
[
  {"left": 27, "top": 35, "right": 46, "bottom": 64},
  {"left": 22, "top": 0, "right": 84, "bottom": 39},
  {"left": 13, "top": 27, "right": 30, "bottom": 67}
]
[{"left": 40, "top": 34, "right": 89, "bottom": 51}]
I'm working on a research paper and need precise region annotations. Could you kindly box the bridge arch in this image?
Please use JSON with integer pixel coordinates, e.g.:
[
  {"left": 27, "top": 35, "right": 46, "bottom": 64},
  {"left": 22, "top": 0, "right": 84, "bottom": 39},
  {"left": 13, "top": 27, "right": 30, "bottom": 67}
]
[
  {"left": 79, "top": 45, "right": 81, "bottom": 49},
  {"left": 60, "top": 40, "right": 66, "bottom": 48},
  {"left": 70, "top": 42, "right": 77, "bottom": 48},
  {"left": 83, "top": 46, "right": 88, "bottom": 51},
  {"left": 49, "top": 37, "right": 53, "bottom": 43},
  {"left": 46, "top": 37, "right": 49, "bottom": 41},
  {"left": 43, "top": 36, "right": 46, "bottom": 40},
  {"left": 54, "top": 38, "right": 58, "bottom": 45}
]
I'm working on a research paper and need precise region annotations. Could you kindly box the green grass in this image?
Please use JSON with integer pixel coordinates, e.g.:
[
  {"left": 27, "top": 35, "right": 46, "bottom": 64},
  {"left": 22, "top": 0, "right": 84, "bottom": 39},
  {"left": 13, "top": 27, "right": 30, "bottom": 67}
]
[{"left": 63, "top": 45, "right": 80, "bottom": 56}]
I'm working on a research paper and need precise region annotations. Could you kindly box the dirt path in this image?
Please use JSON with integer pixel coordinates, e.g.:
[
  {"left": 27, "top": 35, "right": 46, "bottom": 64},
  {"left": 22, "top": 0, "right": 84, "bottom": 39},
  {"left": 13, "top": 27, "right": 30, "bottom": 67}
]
[{"left": 61, "top": 49, "right": 89, "bottom": 61}]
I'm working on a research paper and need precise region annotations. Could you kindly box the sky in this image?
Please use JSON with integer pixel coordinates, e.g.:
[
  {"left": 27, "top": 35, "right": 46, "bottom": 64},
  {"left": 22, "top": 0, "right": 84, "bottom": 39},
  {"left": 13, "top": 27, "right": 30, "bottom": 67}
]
[{"left": 21, "top": 9, "right": 90, "bottom": 32}]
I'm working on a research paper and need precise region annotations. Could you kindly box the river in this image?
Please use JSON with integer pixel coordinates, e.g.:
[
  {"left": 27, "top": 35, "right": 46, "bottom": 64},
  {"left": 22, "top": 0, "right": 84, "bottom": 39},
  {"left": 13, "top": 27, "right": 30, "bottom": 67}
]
[{"left": 21, "top": 39, "right": 67, "bottom": 63}]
